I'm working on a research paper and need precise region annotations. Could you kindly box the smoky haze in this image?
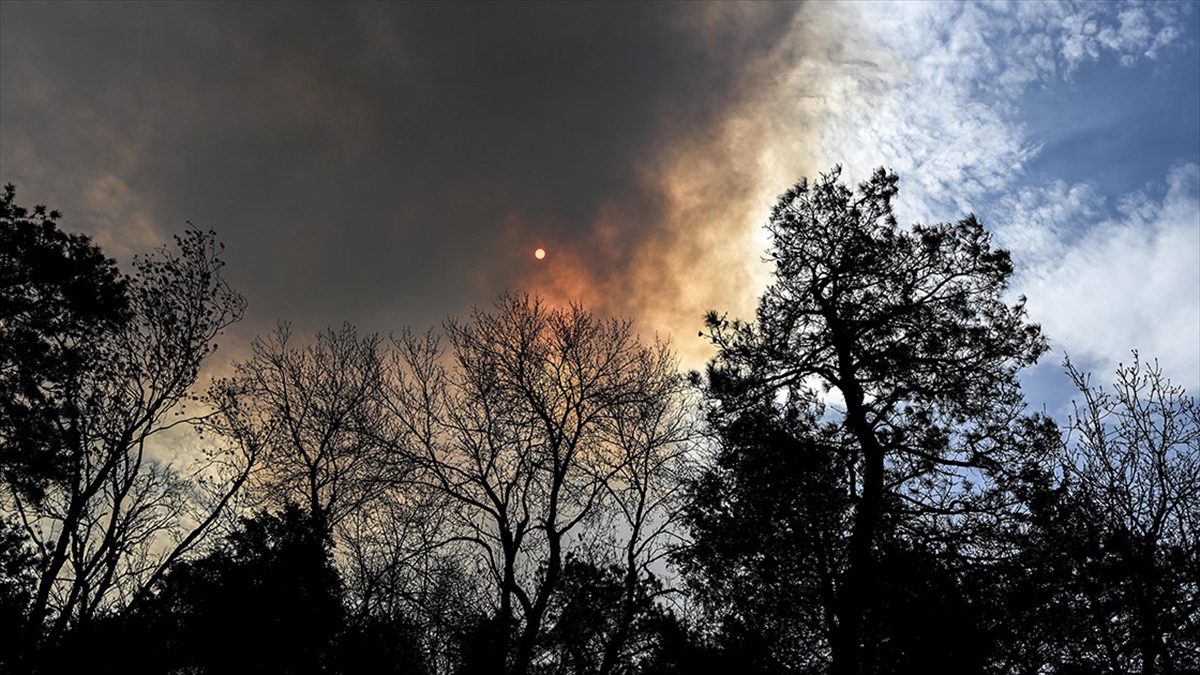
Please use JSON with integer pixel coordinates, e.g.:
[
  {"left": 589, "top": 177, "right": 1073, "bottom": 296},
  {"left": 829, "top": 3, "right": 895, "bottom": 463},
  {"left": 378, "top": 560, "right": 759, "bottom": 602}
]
[{"left": 0, "top": 1, "right": 806, "bottom": 363}]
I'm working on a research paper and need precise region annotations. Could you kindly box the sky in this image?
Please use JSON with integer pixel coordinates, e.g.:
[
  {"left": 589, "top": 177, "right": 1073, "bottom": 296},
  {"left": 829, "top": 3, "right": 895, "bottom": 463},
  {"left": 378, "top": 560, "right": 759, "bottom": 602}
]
[{"left": 2, "top": 1, "right": 1198, "bottom": 415}]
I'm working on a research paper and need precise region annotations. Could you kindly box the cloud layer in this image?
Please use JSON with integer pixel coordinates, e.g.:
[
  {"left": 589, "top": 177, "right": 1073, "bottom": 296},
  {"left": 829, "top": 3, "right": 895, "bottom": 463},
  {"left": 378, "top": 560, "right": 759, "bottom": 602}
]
[
  {"left": 1018, "top": 164, "right": 1200, "bottom": 389},
  {"left": 2, "top": 1, "right": 1196, "bottom": 394},
  {"left": 0, "top": 2, "right": 799, "bottom": 361}
]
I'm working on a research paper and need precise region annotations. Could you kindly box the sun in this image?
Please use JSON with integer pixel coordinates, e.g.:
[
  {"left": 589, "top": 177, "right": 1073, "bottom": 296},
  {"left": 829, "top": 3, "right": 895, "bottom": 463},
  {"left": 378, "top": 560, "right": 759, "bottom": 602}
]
[{"left": 534, "top": 247, "right": 546, "bottom": 260}]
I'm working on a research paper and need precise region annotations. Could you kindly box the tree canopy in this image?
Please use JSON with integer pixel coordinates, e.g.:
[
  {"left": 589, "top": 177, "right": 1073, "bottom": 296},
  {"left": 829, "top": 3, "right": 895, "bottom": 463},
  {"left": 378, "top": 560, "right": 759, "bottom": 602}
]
[
  {"left": 3, "top": 173, "right": 1196, "bottom": 674},
  {"left": 701, "top": 166, "right": 1052, "bottom": 673}
]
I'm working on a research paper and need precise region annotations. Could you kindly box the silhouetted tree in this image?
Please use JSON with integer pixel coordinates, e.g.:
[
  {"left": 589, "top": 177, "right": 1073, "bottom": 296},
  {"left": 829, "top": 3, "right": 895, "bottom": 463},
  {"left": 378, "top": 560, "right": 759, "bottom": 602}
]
[
  {"left": 51, "top": 501, "right": 433, "bottom": 675},
  {"left": 1, "top": 184, "right": 129, "bottom": 503},
  {"left": 454, "top": 613, "right": 513, "bottom": 675},
  {"left": 634, "top": 613, "right": 731, "bottom": 675},
  {"left": 333, "top": 611, "right": 431, "bottom": 675},
  {"left": 0, "top": 213, "right": 251, "bottom": 668},
  {"left": 680, "top": 396, "right": 1003, "bottom": 673},
  {"left": 858, "top": 535, "right": 993, "bottom": 673},
  {"left": 1011, "top": 355, "right": 1200, "bottom": 673},
  {"left": 983, "top": 458, "right": 1126, "bottom": 673},
  {"left": 592, "top": 340, "right": 693, "bottom": 675},
  {"left": 336, "top": 489, "right": 465, "bottom": 673},
  {"left": 21, "top": 170, "right": 1195, "bottom": 675},
  {"left": 212, "top": 322, "right": 456, "bottom": 668},
  {"left": 701, "top": 167, "right": 1047, "bottom": 674},
  {"left": 390, "top": 294, "right": 687, "bottom": 675},
  {"left": 678, "top": 401, "right": 848, "bottom": 672},
  {"left": 539, "top": 554, "right": 674, "bottom": 675},
  {"left": 0, "top": 519, "right": 37, "bottom": 670},
  {"left": 117, "top": 504, "right": 345, "bottom": 675},
  {"left": 211, "top": 323, "right": 397, "bottom": 530},
  {"left": 966, "top": 355, "right": 1200, "bottom": 674}
]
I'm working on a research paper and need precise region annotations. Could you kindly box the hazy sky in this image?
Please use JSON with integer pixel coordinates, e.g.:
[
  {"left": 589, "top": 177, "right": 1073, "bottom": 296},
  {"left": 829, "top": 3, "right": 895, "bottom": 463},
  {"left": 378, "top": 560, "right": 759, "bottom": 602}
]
[{"left": 2, "top": 1, "right": 1198, "bottom": 410}]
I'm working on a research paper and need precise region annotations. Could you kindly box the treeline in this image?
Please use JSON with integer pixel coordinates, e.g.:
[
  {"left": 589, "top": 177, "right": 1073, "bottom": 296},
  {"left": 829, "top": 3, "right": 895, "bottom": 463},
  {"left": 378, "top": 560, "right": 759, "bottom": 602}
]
[{"left": 1, "top": 170, "right": 1196, "bottom": 675}]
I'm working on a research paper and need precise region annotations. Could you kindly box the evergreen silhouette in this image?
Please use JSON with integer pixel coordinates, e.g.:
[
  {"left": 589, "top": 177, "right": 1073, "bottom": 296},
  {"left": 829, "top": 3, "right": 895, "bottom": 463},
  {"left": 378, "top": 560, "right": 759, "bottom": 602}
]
[{"left": 701, "top": 166, "right": 1049, "bottom": 673}]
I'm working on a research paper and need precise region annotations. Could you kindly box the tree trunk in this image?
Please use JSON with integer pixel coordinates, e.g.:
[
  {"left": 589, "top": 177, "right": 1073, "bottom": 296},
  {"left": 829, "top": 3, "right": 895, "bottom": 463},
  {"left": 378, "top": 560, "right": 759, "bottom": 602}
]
[
  {"left": 512, "top": 527, "right": 561, "bottom": 674},
  {"left": 826, "top": 313, "right": 884, "bottom": 675},
  {"left": 496, "top": 528, "right": 520, "bottom": 675},
  {"left": 831, "top": 441, "right": 882, "bottom": 675},
  {"left": 598, "top": 556, "right": 639, "bottom": 675}
]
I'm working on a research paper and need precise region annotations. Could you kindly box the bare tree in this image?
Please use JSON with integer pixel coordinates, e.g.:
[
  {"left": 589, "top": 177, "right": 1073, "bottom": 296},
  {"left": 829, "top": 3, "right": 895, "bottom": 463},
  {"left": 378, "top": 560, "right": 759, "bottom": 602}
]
[
  {"left": 390, "top": 293, "right": 689, "bottom": 675},
  {"left": 212, "top": 323, "right": 397, "bottom": 530},
  {"left": 214, "top": 323, "right": 476, "bottom": 674},
  {"left": 1064, "top": 352, "right": 1200, "bottom": 673},
  {"left": 593, "top": 345, "right": 694, "bottom": 675}
]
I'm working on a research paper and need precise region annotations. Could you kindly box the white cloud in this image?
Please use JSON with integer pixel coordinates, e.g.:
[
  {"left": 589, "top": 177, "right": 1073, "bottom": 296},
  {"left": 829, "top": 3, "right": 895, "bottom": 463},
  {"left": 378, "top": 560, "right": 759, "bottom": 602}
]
[
  {"left": 807, "top": 1, "right": 1049, "bottom": 223},
  {"left": 993, "top": 180, "right": 1105, "bottom": 263},
  {"left": 1018, "top": 165, "right": 1200, "bottom": 390},
  {"left": 807, "top": 1, "right": 1188, "bottom": 210},
  {"left": 560, "top": 0, "right": 1197, "bottom": 382}
]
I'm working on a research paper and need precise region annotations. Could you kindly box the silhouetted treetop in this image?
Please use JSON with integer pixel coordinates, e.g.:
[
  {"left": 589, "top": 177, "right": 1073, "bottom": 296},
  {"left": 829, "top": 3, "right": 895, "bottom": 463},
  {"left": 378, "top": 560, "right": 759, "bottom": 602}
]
[
  {"left": 701, "top": 166, "right": 1049, "bottom": 674},
  {"left": 1, "top": 184, "right": 130, "bottom": 502},
  {"left": 1, "top": 191, "right": 251, "bottom": 671},
  {"left": 4, "top": 169, "right": 1194, "bottom": 675},
  {"left": 706, "top": 166, "right": 1045, "bottom": 417},
  {"left": 122, "top": 504, "right": 345, "bottom": 675}
]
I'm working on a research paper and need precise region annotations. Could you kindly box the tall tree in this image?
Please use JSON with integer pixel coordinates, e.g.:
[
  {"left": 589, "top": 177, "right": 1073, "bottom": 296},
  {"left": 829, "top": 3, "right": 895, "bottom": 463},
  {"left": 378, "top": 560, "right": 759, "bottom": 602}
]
[
  {"left": 702, "top": 167, "right": 1047, "bottom": 673},
  {"left": 1059, "top": 353, "right": 1198, "bottom": 673}
]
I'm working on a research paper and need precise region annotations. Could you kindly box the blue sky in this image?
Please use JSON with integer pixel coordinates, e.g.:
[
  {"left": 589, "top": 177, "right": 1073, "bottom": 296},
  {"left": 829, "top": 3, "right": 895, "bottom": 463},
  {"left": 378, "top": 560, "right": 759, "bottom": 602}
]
[
  {"left": 1019, "top": 49, "right": 1199, "bottom": 192},
  {"left": 987, "top": 3, "right": 1199, "bottom": 410},
  {"left": 1012, "top": 30, "right": 1199, "bottom": 410}
]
